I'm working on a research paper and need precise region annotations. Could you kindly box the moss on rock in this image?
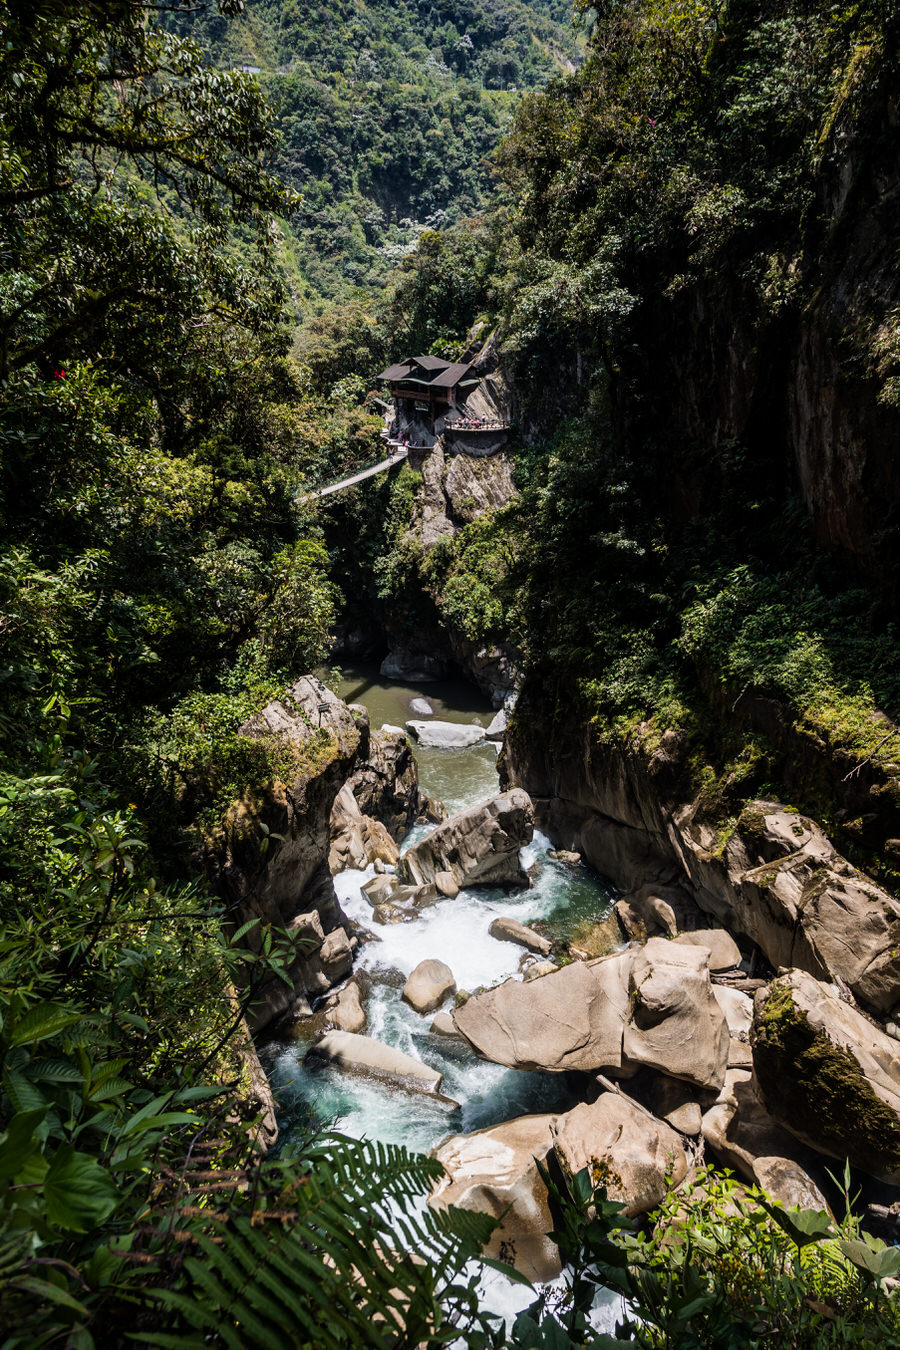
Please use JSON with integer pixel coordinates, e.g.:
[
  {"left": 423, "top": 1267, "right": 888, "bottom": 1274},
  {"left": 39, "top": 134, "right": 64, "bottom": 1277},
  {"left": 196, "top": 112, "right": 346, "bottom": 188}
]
[{"left": 753, "top": 981, "right": 900, "bottom": 1179}]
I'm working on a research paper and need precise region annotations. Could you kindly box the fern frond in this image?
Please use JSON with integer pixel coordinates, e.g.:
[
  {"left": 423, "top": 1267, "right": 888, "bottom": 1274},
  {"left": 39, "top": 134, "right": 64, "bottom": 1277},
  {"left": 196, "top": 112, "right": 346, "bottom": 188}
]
[{"left": 148, "top": 1133, "right": 498, "bottom": 1349}]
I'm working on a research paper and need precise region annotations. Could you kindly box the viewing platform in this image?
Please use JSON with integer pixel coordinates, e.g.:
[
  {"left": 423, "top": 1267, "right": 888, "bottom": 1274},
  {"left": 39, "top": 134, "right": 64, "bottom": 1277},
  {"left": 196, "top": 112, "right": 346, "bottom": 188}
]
[{"left": 444, "top": 418, "right": 510, "bottom": 433}]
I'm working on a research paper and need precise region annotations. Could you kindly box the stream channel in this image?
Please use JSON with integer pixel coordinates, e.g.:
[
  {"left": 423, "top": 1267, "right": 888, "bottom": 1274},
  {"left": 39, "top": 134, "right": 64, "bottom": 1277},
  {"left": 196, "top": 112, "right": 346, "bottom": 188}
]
[{"left": 260, "top": 664, "right": 622, "bottom": 1325}]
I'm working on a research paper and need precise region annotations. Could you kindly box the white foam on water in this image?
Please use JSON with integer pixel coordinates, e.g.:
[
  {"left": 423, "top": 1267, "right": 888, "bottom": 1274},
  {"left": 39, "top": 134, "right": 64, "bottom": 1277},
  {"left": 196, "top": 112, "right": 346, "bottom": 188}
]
[{"left": 268, "top": 732, "right": 620, "bottom": 1325}]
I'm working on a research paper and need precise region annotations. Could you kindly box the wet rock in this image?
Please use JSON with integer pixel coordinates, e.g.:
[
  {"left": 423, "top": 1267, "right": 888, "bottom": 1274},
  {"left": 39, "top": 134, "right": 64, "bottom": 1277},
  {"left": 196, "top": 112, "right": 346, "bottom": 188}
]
[
  {"left": 362, "top": 874, "right": 439, "bottom": 909},
  {"left": 400, "top": 790, "right": 534, "bottom": 891},
  {"left": 429, "top": 1114, "right": 561, "bottom": 1282},
  {"left": 429, "top": 1011, "right": 461, "bottom": 1038},
  {"left": 485, "top": 708, "right": 508, "bottom": 742},
  {"left": 323, "top": 979, "right": 367, "bottom": 1034},
  {"left": 380, "top": 649, "right": 447, "bottom": 683},
  {"left": 417, "top": 796, "right": 447, "bottom": 825},
  {"left": 453, "top": 953, "right": 633, "bottom": 1073},
  {"left": 702, "top": 1068, "right": 829, "bottom": 1211},
  {"left": 402, "top": 959, "right": 457, "bottom": 1015},
  {"left": 434, "top": 870, "right": 460, "bottom": 898},
  {"left": 674, "top": 928, "right": 742, "bottom": 972},
  {"left": 548, "top": 849, "right": 581, "bottom": 866},
  {"left": 623, "top": 939, "right": 730, "bottom": 1091},
  {"left": 373, "top": 901, "right": 417, "bottom": 925},
  {"left": 553, "top": 1093, "right": 687, "bottom": 1216},
  {"left": 307, "top": 1031, "right": 445, "bottom": 1095},
  {"left": 409, "top": 698, "right": 433, "bottom": 717},
  {"left": 752, "top": 969, "right": 900, "bottom": 1185},
  {"left": 523, "top": 960, "right": 558, "bottom": 981},
  {"left": 406, "top": 720, "right": 485, "bottom": 749},
  {"left": 489, "top": 916, "right": 552, "bottom": 955}
]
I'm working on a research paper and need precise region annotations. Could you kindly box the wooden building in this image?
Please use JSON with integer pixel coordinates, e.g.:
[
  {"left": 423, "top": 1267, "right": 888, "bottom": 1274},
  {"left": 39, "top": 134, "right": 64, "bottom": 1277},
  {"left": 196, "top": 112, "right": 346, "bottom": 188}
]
[{"left": 376, "top": 355, "right": 480, "bottom": 418}]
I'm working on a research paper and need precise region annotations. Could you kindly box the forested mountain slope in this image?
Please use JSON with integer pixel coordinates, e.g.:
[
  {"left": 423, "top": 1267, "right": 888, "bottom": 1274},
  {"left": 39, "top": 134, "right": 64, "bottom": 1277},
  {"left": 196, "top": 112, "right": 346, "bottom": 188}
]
[
  {"left": 340, "top": 0, "right": 900, "bottom": 889},
  {"left": 168, "top": 0, "right": 581, "bottom": 307}
]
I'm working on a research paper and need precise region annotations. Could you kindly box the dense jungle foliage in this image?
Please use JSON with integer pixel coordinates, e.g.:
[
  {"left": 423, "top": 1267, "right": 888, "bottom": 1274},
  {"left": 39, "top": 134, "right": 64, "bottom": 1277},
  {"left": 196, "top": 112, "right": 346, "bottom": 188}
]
[
  {"left": 350, "top": 0, "right": 900, "bottom": 873},
  {"left": 0, "top": 1, "right": 501, "bottom": 1340},
  {"left": 5, "top": 0, "right": 900, "bottom": 1342},
  {"left": 165, "top": 0, "right": 582, "bottom": 308}
]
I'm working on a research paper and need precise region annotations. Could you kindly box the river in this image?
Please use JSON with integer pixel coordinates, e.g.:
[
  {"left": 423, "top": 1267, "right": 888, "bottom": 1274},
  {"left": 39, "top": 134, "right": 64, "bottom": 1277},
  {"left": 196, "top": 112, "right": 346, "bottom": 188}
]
[{"left": 259, "top": 663, "right": 622, "bottom": 1325}]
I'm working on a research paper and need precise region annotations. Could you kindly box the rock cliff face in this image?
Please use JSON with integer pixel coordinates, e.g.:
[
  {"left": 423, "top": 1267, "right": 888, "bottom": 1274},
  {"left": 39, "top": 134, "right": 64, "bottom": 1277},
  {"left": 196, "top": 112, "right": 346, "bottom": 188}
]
[
  {"left": 502, "top": 685, "right": 900, "bottom": 1021},
  {"left": 377, "top": 436, "right": 521, "bottom": 703},
  {"left": 205, "top": 675, "right": 421, "bottom": 1033}
]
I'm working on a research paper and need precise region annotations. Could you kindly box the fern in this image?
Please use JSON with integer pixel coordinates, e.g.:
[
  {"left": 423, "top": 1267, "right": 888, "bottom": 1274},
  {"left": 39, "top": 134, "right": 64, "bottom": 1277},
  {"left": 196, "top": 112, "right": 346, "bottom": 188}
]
[{"left": 142, "top": 1134, "right": 498, "bottom": 1349}]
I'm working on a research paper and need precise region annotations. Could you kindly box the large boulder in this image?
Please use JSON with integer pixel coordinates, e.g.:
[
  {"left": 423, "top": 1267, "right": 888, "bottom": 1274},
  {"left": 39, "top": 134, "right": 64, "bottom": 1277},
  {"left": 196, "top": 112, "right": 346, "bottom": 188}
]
[
  {"left": 429, "top": 1115, "right": 560, "bottom": 1282},
  {"left": 306, "top": 1032, "right": 447, "bottom": 1097},
  {"left": 361, "top": 873, "right": 439, "bottom": 909},
  {"left": 622, "top": 939, "right": 730, "bottom": 1091},
  {"left": 402, "top": 959, "right": 457, "bottom": 1015},
  {"left": 453, "top": 940, "right": 729, "bottom": 1092},
  {"left": 453, "top": 953, "right": 632, "bottom": 1072},
  {"left": 752, "top": 970, "right": 900, "bottom": 1184},
  {"left": 684, "top": 802, "right": 900, "bottom": 1017},
  {"left": 328, "top": 783, "right": 399, "bottom": 874},
  {"left": 323, "top": 979, "right": 367, "bottom": 1034},
  {"left": 489, "top": 916, "right": 552, "bottom": 955},
  {"left": 399, "top": 790, "right": 534, "bottom": 891},
  {"left": 553, "top": 1093, "right": 687, "bottom": 1216},
  {"left": 341, "top": 722, "right": 422, "bottom": 842},
  {"left": 702, "top": 1067, "right": 829, "bottom": 1211},
  {"left": 673, "top": 928, "right": 742, "bottom": 972},
  {"left": 406, "top": 720, "right": 485, "bottom": 749}
]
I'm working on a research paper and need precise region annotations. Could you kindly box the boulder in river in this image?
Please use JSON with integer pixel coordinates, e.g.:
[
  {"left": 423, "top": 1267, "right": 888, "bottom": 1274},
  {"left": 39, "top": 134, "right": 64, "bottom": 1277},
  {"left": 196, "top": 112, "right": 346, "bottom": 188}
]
[
  {"left": 453, "top": 953, "right": 632, "bottom": 1073},
  {"left": 489, "top": 916, "right": 551, "bottom": 955},
  {"left": 453, "top": 939, "right": 729, "bottom": 1091},
  {"left": 406, "top": 720, "right": 485, "bottom": 748},
  {"left": 362, "top": 873, "right": 439, "bottom": 909},
  {"left": 399, "top": 789, "right": 534, "bottom": 891},
  {"left": 702, "top": 1067, "right": 829, "bottom": 1212},
  {"left": 484, "top": 708, "right": 507, "bottom": 742},
  {"left": 751, "top": 969, "right": 900, "bottom": 1185},
  {"left": 402, "top": 959, "right": 457, "bottom": 1015},
  {"left": 622, "top": 938, "right": 730, "bottom": 1091},
  {"left": 553, "top": 1093, "right": 687, "bottom": 1216},
  {"left": 306, "top": 1031, "right": 447, "bottom": 1097},
  {"left": 323, "top": 979, "right": 367, "bottom": 1034},
  {"left": 429, "top": 1114, "right": 561, "bottom": 1283},
  {"left": 409, "top": 697, "right": 434, "bottom": 716}
]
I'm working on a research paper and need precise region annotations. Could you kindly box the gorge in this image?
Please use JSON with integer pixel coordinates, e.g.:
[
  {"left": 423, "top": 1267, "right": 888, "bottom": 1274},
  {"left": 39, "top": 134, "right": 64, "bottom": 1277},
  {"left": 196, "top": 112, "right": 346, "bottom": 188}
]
[{"left": 4, "top": 0, "right": 900, "bottom": 1344}]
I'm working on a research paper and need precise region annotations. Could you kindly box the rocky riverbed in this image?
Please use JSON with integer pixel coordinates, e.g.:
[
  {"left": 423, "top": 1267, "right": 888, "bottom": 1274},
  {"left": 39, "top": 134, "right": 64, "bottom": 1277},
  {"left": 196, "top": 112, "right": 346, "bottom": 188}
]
[{"left": 240, "top": 664, "right": 900, "bottom": 1320}]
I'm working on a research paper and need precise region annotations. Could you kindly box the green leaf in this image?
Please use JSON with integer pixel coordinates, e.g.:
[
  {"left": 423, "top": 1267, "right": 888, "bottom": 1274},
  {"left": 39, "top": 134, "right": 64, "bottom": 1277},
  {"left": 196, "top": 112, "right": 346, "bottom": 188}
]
[
  {"left": 12, "top": 1275, "right": 89, "bottom": 1316},
  {"left": 43, "top": 1145, "right": 118, "bottom": 1232},
  {"left": 10, "top": 1004, "right": 86, "bottom": 1047},
  {"left": 0, "top": 1107, "right": 47, "bottom": 1181},
  {"left": 760, "top": 1201, "right": 834, "bottom": 1248},
  {"left": 838, "top": 1238, "right": 900, "bottom": 1283},
  {"left": 479, "top": 1256, "right": 534, "bottom": 1287}
]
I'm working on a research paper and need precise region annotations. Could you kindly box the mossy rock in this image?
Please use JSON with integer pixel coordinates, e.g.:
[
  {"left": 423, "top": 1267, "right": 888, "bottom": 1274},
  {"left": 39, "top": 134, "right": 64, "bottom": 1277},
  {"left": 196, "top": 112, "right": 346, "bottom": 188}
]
[{"left": 753, "top": 981, "right": 900, "bottom": 1182}]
